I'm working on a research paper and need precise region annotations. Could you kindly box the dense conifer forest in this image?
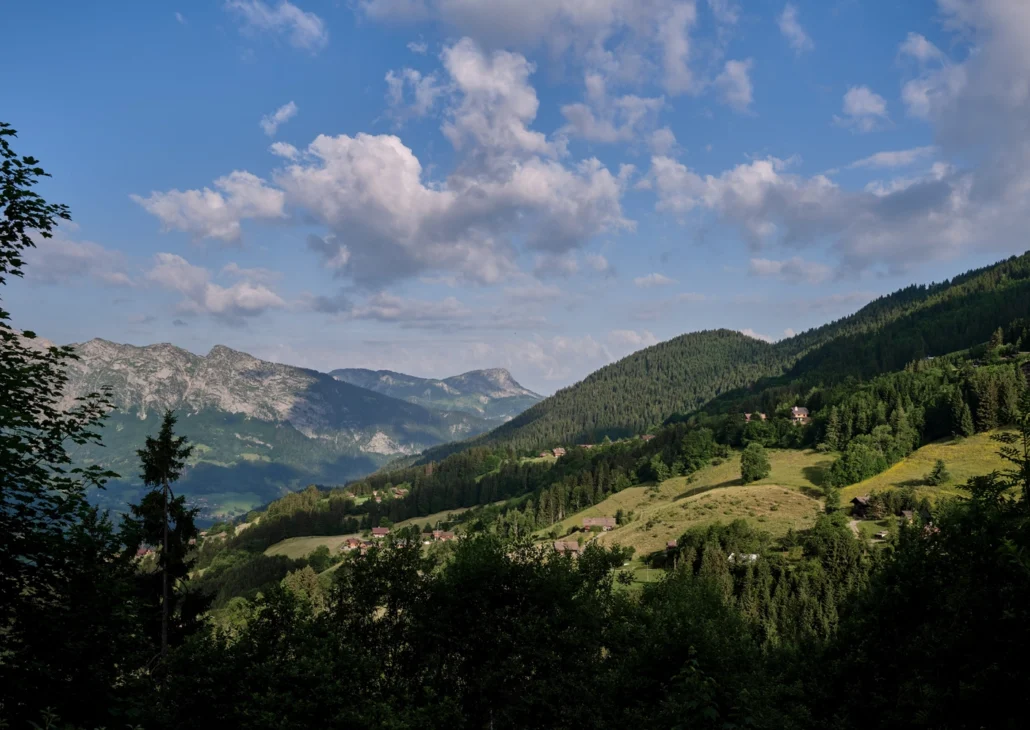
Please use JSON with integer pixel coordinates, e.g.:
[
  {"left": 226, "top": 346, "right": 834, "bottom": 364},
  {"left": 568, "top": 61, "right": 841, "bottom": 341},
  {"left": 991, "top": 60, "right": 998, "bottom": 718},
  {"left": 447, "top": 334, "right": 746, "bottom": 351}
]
[{"left": 6, "top": 124, "right": 1030, "bottom": 729}]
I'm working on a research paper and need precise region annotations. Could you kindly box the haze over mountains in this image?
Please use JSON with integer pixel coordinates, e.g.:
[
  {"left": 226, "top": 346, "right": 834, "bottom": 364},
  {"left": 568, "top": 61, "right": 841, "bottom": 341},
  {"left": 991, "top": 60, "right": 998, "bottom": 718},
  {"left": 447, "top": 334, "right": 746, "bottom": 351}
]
[
  {"left": 58, "top": 338, "right": 540, "bottom": 520},
  {"left": 330, "top": 368, "right": 541, "bottom": 421}
]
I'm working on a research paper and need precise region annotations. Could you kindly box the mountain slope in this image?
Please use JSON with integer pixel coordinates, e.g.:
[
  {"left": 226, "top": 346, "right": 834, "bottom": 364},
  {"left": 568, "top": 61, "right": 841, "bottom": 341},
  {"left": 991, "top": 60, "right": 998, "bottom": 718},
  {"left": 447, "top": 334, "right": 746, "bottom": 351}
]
[
  {"left": 420, "top": 251, "right": 1030, "bottom": 457},
  {"left": 330, "top": 367, "right": 541, "bottom": 421},
  {"left": 62, "top": 340, "right": 492, "bottom": 519}
]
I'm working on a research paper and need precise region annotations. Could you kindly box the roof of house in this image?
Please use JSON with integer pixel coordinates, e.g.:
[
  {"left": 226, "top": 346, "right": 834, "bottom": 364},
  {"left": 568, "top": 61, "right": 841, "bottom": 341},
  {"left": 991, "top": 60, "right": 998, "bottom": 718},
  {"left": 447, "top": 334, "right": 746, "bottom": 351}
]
[
  {"left": 852, "top": 495, "right": 870, "bottom": 505},
  {"left": 554, "top": 540, "right": 581, "bottom": 553},
  {"left": 667, "top": 541, "right": 678, "bottom": 549},
  {"left": 371, "top": 527, "right": 390, "bottom": 536},
  {"left": 791, "top": 406, "right": 810, "bottom": 416}
]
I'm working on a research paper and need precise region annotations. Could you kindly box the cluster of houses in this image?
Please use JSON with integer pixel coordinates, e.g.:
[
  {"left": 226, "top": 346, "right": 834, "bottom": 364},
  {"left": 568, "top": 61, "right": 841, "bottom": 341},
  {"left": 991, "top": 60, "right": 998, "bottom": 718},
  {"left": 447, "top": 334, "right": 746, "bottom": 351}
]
[
  {"left": 338, "top": 526, "right": 457, "bottom": 555},
  {"left": 369, "top": 486, "right": 410, "bottom": 504},
  {"left": 551, "top": 516, "right": 619, "bottom": 555}
]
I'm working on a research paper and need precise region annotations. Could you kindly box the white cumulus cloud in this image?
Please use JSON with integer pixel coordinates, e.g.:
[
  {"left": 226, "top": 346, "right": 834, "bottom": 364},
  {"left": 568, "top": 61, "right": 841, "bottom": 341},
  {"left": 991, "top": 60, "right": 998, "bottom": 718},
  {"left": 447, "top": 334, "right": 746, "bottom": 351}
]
[
  {"left": 147, "top": 253, "right": 286, "bottom": 320},
  {"left": 131, "top": 171, "right": 286, "bottom": 242},
  {"left": 834, "top": 85, "right": 889, "bottom": 133}
]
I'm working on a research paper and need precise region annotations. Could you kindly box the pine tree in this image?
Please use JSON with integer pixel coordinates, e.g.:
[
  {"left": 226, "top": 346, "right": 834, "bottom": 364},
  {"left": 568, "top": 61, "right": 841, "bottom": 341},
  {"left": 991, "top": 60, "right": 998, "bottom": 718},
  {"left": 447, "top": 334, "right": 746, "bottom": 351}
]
[
  {"left": 133, "top": 410, "right": 195, "bottom": 660},
  {"left": 993, "top": 389, "right": 1030, "bottom": 504},
  {"left": 989, "top": 326, "right": 1004, "bottom": 350},
  {"left": 950, "top": 388, "right": 975, "bottom": 437},
  {"left": 825, "top": 406, "right": 841, "bottom": 450},
  {"left": 925, "top": 459, "right": 951, "bottom": 486},
  {"left": 974, "top": 375, "right": 1000, "bottom": 431}
]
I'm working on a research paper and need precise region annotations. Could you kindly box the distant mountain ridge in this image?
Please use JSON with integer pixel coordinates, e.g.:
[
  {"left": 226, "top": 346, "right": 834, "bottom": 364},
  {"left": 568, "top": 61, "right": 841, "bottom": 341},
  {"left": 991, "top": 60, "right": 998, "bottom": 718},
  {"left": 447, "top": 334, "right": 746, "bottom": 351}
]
[
  {"left": 330, "top": 366, "right": 542, "bottom": 421},
  {"left": 59, "top": 339, "right": 500, "bottom": 520}
]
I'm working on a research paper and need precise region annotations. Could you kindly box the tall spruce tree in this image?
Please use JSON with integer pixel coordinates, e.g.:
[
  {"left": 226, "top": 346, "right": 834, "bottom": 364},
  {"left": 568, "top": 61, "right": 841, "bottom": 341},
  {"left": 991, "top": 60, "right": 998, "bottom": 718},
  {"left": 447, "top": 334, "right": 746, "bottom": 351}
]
[
  {"left": 129, "top": 410, "right": 198, "bottom": 660},
  {"left": 950, "top": 388, "right": 975, "bottom": 437}
]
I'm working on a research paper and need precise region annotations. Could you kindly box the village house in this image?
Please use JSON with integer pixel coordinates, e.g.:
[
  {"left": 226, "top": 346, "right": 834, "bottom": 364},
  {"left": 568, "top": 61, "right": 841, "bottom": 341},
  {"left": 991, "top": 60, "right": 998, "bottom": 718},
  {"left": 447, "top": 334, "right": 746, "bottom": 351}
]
[
  {"left": 371, "top": 527, "right": 390, "bottom": 539},
  {"left": 641, "top": 434, "right": 655, "bottom": 441},
  {"left": 900, "top": 510, "right": 915, "bottom": 523},
  {"left": 338, "top": 537, "right": 363, "bottom": 552},
  {"left": 552, "top": 447, "right": 567, "bottom": 458},
  {"left": 744, "top": 412, "right": 767, "bottom": 422},
  {"left": 553, "top": 540, "right": 581, "bottom": 555},
  {"left": 666, "top": 540, "right": 678, "bottom": 551},
  {"left": 432, "top": 530, "right": 456, "bottom": 542},
  {"left": 851, "top": 496, "right": 871, "bottom": 518},
  {"left": 583, "top": 516, "right": 616, "bottom": 531},
  {"left": 790, "top": 406, "right": 810, "bottom": 423},
  {"left": 539, "top": 451, "right": 551, "bottom": 458},
  {"left": 578, "top": 444, "right": 595, "bottom": 449}
]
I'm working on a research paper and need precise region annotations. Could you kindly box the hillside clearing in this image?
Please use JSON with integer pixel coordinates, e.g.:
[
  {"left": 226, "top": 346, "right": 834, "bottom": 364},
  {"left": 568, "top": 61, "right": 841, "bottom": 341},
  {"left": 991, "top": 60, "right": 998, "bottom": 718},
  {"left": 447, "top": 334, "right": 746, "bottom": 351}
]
[
  {"left": 263, "top": 534, "right": 360, "bottom": 560},
  {"left": 596, "top": 485, "right": 822, "bottom": 557},
  {"left": 544, "top": 449, "right": 830, "bottom": 558},
  {"left": 841, "top": 431, "right": 1012, "bottom": 502}
]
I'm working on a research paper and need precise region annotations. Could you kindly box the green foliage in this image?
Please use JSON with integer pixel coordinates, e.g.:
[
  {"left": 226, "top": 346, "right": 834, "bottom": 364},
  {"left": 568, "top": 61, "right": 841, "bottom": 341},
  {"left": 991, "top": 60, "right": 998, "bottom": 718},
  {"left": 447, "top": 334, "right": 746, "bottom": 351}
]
[
  {"left": 740, "top": 443, "right": 771, "bottom": 484},
  {"left": 0, "top": 123, "right": 151, "bottom": 728},
  {"left": 992, "top": 388, "right": 1030, "bottom": 503},
  {"left": 925, "top": 458, "right": 951, "bottom": 486},
  {"left": 305, "top": 544, "right": 334, "bottom": 573},
  {"left": 829, "top": 439, "right": 889, "bottom": 488},
  {"left": 119, "top": 411, "right": 207, "bottom": 659},
  {"left": 821, "top": 470, "right": 1030, "bottom": 728},
  {"left": 823, "top": 484, "right": 841, "bottom": 513}
]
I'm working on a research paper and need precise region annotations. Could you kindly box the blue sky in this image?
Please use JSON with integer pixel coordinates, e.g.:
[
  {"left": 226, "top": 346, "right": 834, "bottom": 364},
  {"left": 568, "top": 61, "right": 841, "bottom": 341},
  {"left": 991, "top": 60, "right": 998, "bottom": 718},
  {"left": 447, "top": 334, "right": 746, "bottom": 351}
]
[{"left": 4, "top": 0, "right": 1029, "bottom": 394}]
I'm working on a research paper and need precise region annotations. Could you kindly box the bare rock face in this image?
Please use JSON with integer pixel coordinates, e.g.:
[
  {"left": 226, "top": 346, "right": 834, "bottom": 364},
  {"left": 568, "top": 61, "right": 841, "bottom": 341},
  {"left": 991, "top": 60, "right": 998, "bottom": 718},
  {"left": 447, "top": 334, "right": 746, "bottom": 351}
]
[
  {"left": 60, "top": 339, "right": 490, "bottom": 454},
  {"left": 329, "top": 366, "right": 542, "bottom": 421}
]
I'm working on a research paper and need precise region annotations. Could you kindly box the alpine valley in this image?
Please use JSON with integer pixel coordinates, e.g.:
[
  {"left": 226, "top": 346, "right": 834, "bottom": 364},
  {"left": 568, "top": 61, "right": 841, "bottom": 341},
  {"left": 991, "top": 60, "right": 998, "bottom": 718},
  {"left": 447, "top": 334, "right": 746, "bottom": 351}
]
[{"left": 57, "top": 338, "right": 540, "bottom": 521}]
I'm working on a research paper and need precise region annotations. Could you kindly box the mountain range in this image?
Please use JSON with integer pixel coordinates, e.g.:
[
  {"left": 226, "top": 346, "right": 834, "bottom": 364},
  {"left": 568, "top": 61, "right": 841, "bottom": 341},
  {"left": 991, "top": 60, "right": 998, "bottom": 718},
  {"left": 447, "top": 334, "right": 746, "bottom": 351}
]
[
  {"left": 60, "top": 251, "right": 1030, "bottom": 522},
  {"left": 330, "top": 368, "right": 541, "bottom": 422},
  {"left": 57, "top": 339, "right": 538, "bottom": 520}
]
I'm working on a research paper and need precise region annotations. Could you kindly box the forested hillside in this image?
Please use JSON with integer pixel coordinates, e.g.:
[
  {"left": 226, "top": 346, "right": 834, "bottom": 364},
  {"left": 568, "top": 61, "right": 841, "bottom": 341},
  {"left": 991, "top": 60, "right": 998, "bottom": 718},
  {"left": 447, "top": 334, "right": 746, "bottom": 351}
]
[
  {"left": 421, "top": 329, "right": 786, "bottom": 456},
  {"left": 213, "top": 320, "right": 1028, "bottom": 582},
  {"left": 420, "top": 252, "right": 1030, "bottom": 459}
]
